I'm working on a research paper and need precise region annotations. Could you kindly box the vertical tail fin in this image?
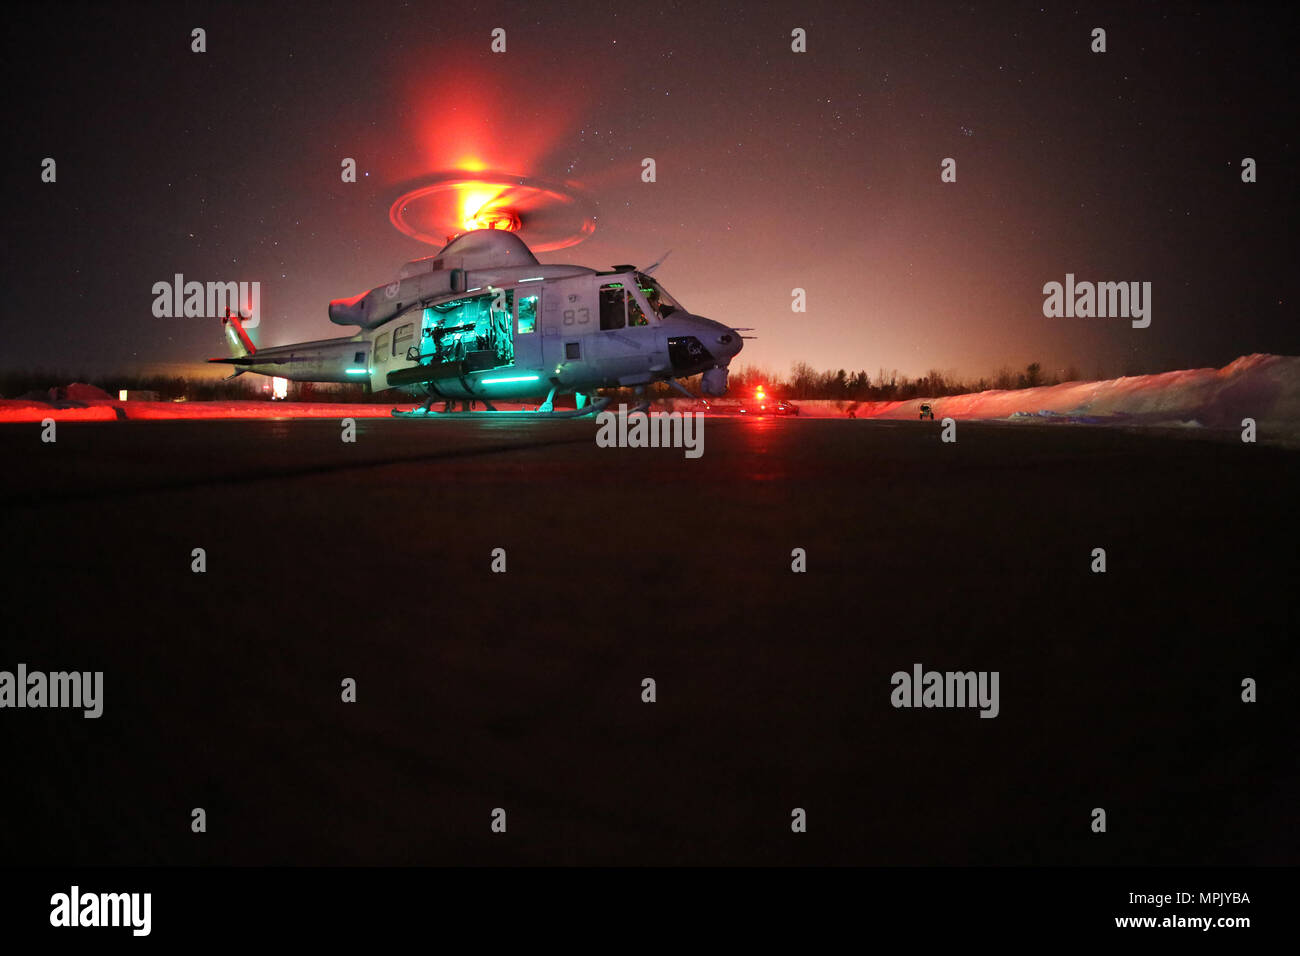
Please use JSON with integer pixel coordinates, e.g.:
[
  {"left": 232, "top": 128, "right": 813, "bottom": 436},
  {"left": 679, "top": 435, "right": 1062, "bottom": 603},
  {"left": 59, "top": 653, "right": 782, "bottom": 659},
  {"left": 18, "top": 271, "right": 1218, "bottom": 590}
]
[{"left": 222, "top": 307, "right": 256, "bottom": 357}]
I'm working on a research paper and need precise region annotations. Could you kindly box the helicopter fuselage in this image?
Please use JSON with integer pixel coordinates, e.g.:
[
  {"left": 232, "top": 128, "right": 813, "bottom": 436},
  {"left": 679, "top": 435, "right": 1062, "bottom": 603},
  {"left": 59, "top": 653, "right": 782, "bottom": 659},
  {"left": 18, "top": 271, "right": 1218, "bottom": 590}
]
[{"left": 212, "top": 231, "right": 743, "bottom": 404}]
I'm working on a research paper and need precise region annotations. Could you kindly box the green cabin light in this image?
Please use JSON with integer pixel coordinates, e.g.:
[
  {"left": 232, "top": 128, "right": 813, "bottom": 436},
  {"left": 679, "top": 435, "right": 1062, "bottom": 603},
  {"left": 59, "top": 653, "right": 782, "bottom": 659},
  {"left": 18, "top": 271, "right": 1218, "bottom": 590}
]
[{"left": 481, "top": 374, "right": 540, "bottom": 385}]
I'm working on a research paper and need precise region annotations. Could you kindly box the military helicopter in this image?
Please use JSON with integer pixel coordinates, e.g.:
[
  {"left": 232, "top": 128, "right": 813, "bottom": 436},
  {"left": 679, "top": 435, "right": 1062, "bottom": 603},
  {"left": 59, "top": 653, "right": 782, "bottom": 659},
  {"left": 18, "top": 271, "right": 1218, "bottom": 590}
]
[{"left": 210, "top": 227, "right": 745, "bottom": 417}]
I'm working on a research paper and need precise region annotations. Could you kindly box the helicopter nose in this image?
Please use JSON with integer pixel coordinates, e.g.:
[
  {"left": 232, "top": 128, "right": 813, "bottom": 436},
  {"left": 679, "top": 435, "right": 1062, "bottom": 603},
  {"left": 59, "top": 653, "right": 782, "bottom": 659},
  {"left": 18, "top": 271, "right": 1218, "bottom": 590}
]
[{"left": 703, "top": 319, "right": 743, "bottom": 360}]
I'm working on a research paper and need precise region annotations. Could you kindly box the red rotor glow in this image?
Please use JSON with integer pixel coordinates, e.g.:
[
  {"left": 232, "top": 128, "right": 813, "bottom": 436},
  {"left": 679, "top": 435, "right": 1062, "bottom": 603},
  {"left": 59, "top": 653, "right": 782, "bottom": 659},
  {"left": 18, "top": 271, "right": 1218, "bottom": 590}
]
[{"left": 389, "top": 171, "right": 595, "bottom": 252}]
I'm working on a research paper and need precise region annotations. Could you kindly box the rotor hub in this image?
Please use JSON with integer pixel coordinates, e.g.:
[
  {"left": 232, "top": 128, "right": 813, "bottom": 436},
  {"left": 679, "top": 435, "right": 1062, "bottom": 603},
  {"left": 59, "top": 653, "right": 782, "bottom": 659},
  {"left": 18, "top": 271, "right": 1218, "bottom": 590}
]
[{"left": 389, "top": 170, "right": 595, "bottom": 252}]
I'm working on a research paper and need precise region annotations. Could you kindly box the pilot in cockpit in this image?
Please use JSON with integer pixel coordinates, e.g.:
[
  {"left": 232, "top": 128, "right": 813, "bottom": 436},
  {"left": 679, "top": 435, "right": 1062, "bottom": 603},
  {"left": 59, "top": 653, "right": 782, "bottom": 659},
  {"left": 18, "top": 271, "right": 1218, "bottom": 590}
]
[
  {"left": 640, "top": 286, "right": 668, "bottom": 325},
  {"left": 629, "top": 292, "right": 650, "bottom": 327}
]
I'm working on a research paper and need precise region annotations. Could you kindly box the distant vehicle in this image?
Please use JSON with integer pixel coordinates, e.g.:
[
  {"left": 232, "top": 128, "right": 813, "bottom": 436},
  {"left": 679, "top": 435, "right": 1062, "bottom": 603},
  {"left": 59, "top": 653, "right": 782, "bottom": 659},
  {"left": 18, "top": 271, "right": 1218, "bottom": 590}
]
[
  {"left": 737, "top": 399, "right": 797, "bottom": 416},
  {"left": 919, "top": 402, "right": 935, "bottom": 420},
  {"left": 737, "top": 385, "right": 797, "bottom": 416}
]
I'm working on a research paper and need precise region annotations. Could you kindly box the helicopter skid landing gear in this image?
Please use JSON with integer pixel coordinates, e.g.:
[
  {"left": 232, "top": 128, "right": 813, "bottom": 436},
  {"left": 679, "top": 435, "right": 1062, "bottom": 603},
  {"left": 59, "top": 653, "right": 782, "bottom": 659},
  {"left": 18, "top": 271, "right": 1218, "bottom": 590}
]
[
  {"left": 390, "top": 393, "right": 611, "bottom": 419},
  {"left": 629, "top": 385, "right": 651, "bottom": 414},
  {"left": 666, "top": 378, "right": 698, "bottom": 401}
]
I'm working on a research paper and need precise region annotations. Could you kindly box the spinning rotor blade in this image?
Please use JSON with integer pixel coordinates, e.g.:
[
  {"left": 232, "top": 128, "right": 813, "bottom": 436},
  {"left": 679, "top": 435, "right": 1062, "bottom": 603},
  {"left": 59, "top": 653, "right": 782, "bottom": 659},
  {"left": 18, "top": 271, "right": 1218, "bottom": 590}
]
[{"left": 643, "top": 251, "right": 672, "bottom": 274}]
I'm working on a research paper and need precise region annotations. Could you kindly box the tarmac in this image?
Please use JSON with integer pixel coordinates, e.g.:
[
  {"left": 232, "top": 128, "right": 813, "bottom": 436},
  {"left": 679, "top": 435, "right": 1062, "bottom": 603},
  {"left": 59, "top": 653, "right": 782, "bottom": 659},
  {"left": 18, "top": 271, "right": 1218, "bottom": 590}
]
[{"left": 1, "top": 416, "right": 1295, "bottom": 864}]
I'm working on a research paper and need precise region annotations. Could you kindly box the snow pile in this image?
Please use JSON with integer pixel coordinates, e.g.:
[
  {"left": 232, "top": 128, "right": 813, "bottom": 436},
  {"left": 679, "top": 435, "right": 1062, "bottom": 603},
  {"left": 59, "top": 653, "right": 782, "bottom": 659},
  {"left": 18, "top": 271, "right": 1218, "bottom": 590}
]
[
  {"left": 705, "top": 354, "right": 1299, "bottom": 441},
  {"left": 62, "top": 383, "right": 115, "bottom": 402},
  {"left": 14, "top": 382, "right": 114, "bottom": 403},
  {"left": 924, "top": 354, "right": 1299, "bottom": 433}
]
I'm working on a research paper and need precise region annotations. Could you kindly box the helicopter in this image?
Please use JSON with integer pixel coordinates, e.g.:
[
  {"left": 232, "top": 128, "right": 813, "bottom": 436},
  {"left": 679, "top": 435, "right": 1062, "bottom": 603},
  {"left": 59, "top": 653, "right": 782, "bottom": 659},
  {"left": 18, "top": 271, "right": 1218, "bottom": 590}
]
[{"left": 210, "top": 228, "right": 745, "bottom": 417}]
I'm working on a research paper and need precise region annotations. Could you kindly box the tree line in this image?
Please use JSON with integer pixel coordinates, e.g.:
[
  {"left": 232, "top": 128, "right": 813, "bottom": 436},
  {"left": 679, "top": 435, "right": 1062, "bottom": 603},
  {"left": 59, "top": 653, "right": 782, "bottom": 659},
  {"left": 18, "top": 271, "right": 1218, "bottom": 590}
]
[
  {"left": 728, "top": 361, "right": 1086, "bottom": 401},
  {"left": 3, "top": 359, "right": 1090, "bottom": 405}
]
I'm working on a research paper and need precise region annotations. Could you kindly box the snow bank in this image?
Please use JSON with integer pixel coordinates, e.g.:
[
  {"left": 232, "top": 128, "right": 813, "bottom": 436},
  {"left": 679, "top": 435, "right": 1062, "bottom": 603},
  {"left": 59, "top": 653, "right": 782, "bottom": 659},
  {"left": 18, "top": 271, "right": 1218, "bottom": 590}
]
[
  {"left": 695, "top": 354, "right": 1300, "bottom": 441},
  {"left": 919, "top": 353, "right": 1298, "bottom": 431}
]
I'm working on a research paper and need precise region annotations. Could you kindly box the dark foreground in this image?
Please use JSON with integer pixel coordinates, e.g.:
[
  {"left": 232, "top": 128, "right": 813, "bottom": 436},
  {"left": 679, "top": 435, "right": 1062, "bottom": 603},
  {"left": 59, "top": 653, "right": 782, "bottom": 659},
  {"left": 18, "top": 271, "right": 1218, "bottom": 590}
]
[{"left": 1, "top": 417, "right": 1295, "bottom": 865}]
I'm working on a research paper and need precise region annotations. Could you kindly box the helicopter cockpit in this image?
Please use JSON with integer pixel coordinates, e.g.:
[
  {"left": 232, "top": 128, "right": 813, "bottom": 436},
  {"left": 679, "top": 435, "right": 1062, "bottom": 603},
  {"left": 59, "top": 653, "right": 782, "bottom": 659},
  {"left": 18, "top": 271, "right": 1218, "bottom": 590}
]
[
  {"left": 596, "top": 274, "right": 684, "bottom": 331},
  {"left": 636, "top": 274, "right": 682, "bottom": 320}
]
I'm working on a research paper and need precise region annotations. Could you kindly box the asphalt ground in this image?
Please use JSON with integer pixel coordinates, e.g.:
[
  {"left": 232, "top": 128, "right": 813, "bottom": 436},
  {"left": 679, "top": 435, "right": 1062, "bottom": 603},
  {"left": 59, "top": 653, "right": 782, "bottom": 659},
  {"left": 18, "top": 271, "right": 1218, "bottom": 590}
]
[{"left": 1, "top": 417, "right": 1295, "bottom": 865}]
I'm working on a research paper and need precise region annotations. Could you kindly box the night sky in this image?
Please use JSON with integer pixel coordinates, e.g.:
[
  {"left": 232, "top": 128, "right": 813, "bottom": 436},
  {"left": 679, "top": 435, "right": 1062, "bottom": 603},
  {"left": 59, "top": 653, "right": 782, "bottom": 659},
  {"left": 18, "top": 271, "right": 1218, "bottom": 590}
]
[{"left": 6, "top": 1, "right": 1297, "bottom": 382}]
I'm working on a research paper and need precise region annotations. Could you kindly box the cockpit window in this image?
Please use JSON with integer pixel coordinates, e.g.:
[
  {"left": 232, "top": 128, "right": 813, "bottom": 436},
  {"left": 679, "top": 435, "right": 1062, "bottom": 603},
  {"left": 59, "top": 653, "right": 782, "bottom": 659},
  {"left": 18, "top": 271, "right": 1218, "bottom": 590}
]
[
  {"left": 517, "top": 293, "right": 538, "bottom": 334},
  {"left": 599, "top": 283, "right": 626, "bottom": 330},
  {"left": 627, "top": 290, "right": 649, "bottom": 326},
  {"left": 602, "top": 279, "right": 658, "bottom": 328},
  {"left": 636, "top": 274, "right": 682, "bottom": 319}
]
